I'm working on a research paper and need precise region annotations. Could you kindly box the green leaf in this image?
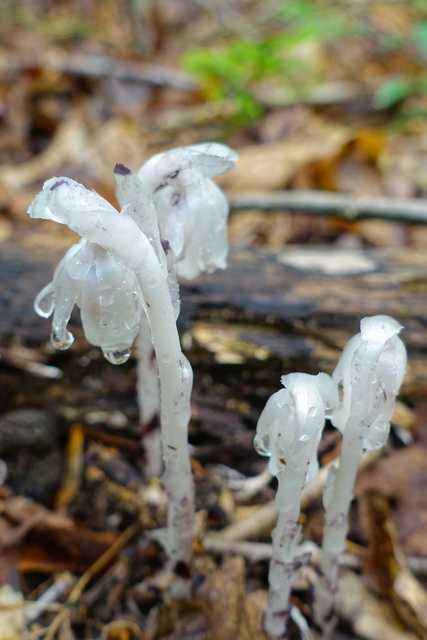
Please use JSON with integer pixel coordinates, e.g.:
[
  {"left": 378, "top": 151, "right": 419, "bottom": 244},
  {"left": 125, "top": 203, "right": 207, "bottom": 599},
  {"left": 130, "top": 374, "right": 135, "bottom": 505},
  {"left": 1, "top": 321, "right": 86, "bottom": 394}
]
[
  {"left": 374, "top": 77, "right": 412, "bottom": 109},
  {"left": 412, "top": 22, "right": 427, "bottom": 58}
]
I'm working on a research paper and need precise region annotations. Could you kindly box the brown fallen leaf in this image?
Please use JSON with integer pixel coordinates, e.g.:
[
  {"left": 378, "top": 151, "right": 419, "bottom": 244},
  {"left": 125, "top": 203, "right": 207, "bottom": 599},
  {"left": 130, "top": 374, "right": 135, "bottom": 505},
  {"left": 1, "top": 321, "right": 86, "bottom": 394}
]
[
  {"left": 0, "top": 496, "right": 117, "bottom": 577},
  {"left": 241, "top": 590, "right": 267, "bottom": 640},
  {"left": 0, "top": 584, "right": 25, "bottom": 640},
  {"left": 360, "top": 490, "right": 427, "bottom": 639},
  {"left": 0, "top": 112, "right": 88, "bottom": 190},
  {"left": 217, "top": 119, "right": 351, "bottom": 193},
  {"left": 200, "top": 555, "right": 246, "bottom": 640},
  {"left": 199, "top": 555, "right": 266, "bottom": 640},
  {"left": 356, "top": 444, "right": 427, "bottom": 557},
  {"left": 336, "top": 570, "right": 419, "bottom": 640}
]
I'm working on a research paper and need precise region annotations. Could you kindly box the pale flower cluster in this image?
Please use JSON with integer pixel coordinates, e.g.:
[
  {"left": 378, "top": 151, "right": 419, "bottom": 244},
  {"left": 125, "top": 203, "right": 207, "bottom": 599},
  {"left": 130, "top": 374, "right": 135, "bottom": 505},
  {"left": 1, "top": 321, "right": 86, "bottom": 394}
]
[
  {"left": 255, "top": 315, "right": 407, "bottom": 640},
  {"left": 30, "top": 143, "right": 237, "bottom": 361},
  {"left": 136, "top": 142, "right": 238, "bottom": 279}
]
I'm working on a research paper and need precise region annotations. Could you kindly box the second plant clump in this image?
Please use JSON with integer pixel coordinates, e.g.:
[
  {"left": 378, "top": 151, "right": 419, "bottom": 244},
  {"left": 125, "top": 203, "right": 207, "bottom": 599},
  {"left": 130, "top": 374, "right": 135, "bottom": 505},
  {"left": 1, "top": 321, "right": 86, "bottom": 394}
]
[{"left": 255, "top": 314, "right": 406, "bottom": 640}]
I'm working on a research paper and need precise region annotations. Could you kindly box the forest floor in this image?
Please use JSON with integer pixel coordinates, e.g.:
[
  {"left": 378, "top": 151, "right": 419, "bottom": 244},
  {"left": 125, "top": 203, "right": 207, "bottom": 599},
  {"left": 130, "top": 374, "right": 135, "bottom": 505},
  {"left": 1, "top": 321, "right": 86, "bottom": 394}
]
[{"left": 1, "top": 1, "right": 427, "bottom": 639}]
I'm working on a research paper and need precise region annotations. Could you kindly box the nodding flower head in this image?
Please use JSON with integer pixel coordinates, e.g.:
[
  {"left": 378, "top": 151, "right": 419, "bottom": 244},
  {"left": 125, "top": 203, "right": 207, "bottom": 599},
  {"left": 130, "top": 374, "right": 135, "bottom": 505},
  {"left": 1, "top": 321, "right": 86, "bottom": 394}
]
[
  {"left": 136, "top": 142, "right": 239, "bottom": 280},
  {"left": 28, "top": 174, "right": 176, "bottom": 365},
  {"left": 34, "top": 238, "right": 145, "bottom": 364},
  {"left": 330, "top": 314, "right": 407, "bottom": 449},
  {"left": 254, "top": 372, "right": 337, "bottom": 484}
]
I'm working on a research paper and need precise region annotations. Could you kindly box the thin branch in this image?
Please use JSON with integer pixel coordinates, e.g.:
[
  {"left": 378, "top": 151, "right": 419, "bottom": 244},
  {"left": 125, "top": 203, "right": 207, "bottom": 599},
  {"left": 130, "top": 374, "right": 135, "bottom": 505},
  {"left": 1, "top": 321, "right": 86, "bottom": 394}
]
[
  {"left": 214, "top": 448, "right": 384, "bottom": 543},
  {"left": 229, "top": 190, "right": 427, "bottom": 225},
  {"left": 13, "top": 51, "right": 197, "bottom": 90}
]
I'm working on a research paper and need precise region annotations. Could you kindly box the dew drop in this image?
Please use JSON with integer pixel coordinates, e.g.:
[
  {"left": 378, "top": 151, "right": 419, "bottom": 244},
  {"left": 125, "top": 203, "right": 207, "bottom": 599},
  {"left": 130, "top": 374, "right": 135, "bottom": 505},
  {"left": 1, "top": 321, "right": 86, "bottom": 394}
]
[
  {"left": 100, "top": 292, "right": 114, "bottom": 307},
  {"left": 103, "top": 348, "right": 131, "bottom": 365},
  {"left": 308, "top": 406, "right": 317, "bottom": 418},
  {"left": 299, "top": 433, "right": 311, "bottom": 442},
  {"left": 51, "top": 330, "right": 74, "bottom": 350},
  {"left": 254, "top": 434, "right": 271, "bottom": 457},
  {"left": 146, "top": 277, "right": 158, "bottom": 289}
]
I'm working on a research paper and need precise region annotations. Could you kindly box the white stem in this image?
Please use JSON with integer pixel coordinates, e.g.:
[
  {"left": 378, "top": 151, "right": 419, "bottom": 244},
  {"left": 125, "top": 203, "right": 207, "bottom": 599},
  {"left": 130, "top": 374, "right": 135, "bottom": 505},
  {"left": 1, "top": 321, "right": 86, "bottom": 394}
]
[
  {"left": 137, "top": 312, "right": 162, "bottom": 478},
  {"left": 313, "top": 425, "right": 364, "bottom": 638},
  {"left": 264, "top": 461, "right": 309, "bottom": 640},
  {"left": 60, "top": 209, "right": 195, "bottom": 586}
]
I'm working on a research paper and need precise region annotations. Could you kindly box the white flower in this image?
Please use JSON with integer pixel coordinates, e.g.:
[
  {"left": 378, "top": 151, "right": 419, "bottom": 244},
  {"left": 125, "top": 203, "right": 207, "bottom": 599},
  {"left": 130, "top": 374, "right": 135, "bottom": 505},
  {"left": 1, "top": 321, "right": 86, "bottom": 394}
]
[
  {"left": 136, "top": 143, "right": 238, "bottom": 280},
  {"left": 34, "top": 238, "right": 145, "bottom": 364},
  {"left": 330, "top": 315, "right": 407, "bottom": 449},
  {"left": 29, "top": 175, "right": 169, "bottom": 364},
  {"left": 254, "top": 372, "right": 337, "bottom": 482}
]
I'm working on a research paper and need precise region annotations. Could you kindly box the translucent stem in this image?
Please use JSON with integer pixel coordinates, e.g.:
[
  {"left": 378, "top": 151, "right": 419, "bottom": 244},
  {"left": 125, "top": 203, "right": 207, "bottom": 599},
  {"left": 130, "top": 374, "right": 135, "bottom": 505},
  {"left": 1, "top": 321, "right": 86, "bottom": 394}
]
[
  {"left": 137, "top": 312, "right": 162, "bottom": 478},
  {"left": 60, "top": 206, "right": 195, "bottom": 591},
  {"left": 264, "top": 461, "right": 309, "bottom": 640},
  {"left": 313, "top": 425, "right": 364, "bottom": 638}
]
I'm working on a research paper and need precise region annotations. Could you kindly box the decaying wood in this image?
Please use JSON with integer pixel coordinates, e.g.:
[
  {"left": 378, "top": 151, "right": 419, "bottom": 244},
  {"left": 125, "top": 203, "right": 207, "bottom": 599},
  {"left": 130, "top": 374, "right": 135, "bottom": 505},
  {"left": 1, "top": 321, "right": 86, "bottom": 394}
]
[
  {"left": 8, "top": 51, "right": 197, "bottom": 90},
  {"left": 1, "top": 235, "right": 427, "bottom": 638},
  {"left": 2, "top": 239, "right": 427, "bottom": 393},
  {"left": 183, "top": 244, "right": 427, "bottom": 396}
]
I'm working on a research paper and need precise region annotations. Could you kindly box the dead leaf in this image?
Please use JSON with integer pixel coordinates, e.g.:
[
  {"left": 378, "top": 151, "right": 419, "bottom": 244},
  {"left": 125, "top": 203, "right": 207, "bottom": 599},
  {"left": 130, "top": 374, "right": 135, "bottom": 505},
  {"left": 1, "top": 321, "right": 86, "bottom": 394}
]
[
  {"left": 0, "top": 585, "right": 25, "bottom": 640},
  {"left": 354, "top": 127, "right": 387, "bottom": 162},
  {"left": 0, "top": 112, "right": 88, "bottom": 190},
  {"left": 197, "top": 556, "right": 267, "bottom": 640},
  {"left": 200, "top": 556, "right": 246, "bottom": 640},
  {"left": 356, "top": 445, "right": 427, "bottom": 556},
  {"left": 336, "top": 570, "right": 419, "bottom": 640},
  {"left": 217, "top": 119, "right": 350, "bottom": 192},
  {"left": 0, "top": 496, "right": 117, "bottom": 576},
  {"left": 360, "top": 491, "right": 427, "bottom": 638},
  {"left": 241, "top": 590, "right": 267, "bottom": 640}
]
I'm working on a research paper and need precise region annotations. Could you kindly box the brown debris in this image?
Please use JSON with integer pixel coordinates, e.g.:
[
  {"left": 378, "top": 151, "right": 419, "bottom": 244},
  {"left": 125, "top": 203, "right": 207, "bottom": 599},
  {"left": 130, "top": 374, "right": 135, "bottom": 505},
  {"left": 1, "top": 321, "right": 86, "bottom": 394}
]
[{"left": 1, "top": 1, "right": 427, "bottom": 638}]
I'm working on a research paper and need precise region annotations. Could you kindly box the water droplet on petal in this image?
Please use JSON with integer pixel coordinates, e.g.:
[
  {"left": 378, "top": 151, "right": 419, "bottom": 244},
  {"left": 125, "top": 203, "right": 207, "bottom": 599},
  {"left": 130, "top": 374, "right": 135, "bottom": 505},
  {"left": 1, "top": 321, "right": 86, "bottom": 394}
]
[
  {"left": 103, "top": 348, "right": 131, "bottom": 365},
  {"left": 146, "top": 277, "right": 158, "bottom": 289},
  {"left": 299, "top": 433, "right": 311, "bottom": 442},
  {"left": 51, "top": 330, "right": 74, "bottom": 350},
  {"left": 254, "top": 434, "right": 271, "bottom": 457}
]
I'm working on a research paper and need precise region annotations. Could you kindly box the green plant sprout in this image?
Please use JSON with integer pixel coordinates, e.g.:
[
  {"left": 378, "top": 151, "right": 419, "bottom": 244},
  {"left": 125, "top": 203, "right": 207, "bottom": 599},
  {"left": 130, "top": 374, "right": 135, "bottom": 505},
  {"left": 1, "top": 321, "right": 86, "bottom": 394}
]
[{"left": 182, "top": 0, "right": 351, "bottom": 124}]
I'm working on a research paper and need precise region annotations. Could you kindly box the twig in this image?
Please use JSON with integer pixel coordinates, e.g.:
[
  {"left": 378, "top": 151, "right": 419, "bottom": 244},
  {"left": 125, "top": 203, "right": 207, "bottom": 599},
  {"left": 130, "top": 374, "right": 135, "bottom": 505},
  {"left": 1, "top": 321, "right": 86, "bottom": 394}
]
[
  {"left": 214, "top": 448, "right": 384, "bottom": 543},
  {"left": 67, "top": 523, "right": 138, "bottom": 605},
  {"left": 127, "top": 0, "right": 155, "bottom": 56},
  {"left": 24, "top": 573, "right": 73, "bottom": 625},
  {"left": 229, "top": 191, "right": 427, "bottom": 225},
  {"left": 43, "top": 524, "right": 137, "bottom": 640},
  {"left": 0, "top": 346, "right": 62, "bottom": 379},
  {"left": 202, "top": 534, "right": 427, "bottom": 583},
  {"left": 202, "top": 537, "right": 273, "bottom": 562},
  {"left": 193, "top": 0, "right": 256, "bottom": 38},
  {"left": 14, "top": 51, "right": 197, "bottom": 90},
  {"left": 225, "top": 465, "right": 272, "bottom": 500}
]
